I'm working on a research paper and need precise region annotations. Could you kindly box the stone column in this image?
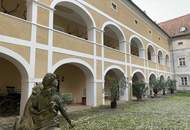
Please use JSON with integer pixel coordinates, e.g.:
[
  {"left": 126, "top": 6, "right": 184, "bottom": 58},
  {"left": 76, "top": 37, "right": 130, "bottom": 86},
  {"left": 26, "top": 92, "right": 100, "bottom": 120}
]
[{"left": 119, "top": 40, "right": 127, "bottom": 53}]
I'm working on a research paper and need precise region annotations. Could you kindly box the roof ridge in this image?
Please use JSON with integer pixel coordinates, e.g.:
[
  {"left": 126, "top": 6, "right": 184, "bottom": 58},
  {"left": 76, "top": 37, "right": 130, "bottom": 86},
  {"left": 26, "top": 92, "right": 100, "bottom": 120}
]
[{"left": 159, "top": 13, "right": 190, "bottom": 24}]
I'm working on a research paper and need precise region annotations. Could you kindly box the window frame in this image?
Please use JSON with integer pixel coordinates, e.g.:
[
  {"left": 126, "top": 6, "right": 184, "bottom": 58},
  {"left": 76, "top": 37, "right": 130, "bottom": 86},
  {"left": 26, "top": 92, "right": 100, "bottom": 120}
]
[
  {"left": 111, "top": 1, "right": 118, "bottom": 11},
  {"left": 181, "top": 77, "right": 188, "bottom": 86},
  {"left": 178, "top": 57, "right": 186, "bottom": 67}
]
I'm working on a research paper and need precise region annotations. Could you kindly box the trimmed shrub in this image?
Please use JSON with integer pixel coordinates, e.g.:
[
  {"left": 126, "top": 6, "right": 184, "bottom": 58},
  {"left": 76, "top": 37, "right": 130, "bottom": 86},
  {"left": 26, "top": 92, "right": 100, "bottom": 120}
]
[
  {"left": 62, "top": 93, "right": 73, "bottom": 105},
  {"left": 132, "top": 82, "right": 147, "bottom": 101}
]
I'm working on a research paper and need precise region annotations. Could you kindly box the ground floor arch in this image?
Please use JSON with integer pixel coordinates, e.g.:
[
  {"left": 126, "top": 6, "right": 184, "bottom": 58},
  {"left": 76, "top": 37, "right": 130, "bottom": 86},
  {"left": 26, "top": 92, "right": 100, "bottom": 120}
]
[
  {"left": 0, "top": 48, "right": 29, "bottom": 116},
  {"left": 104, "top": 67, "right": 127, "bottom": 104},
  {"left": 53, "top": 60, "right": 95, "bottom": 106},
  {"left": 131, "top": 71, "right": 145, "bottom": 98},
  {"left": 149, "top": 73, "right": 157, "bottom": 96},
  {"left": 160, "top": 75, "right": 165, "bottom": 81}
]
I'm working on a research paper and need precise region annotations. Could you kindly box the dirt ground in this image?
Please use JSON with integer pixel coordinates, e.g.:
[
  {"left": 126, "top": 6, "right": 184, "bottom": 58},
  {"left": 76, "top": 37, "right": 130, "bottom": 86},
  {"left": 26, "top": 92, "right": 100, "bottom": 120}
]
[{"left": 0, "top": 116, "right": 17, "bottom": 130}]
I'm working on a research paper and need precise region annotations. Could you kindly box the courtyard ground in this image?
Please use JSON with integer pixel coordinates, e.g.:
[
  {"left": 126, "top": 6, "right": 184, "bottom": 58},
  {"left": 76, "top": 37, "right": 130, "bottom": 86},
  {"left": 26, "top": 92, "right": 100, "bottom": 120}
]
[
  {"left": 1, "top": 93, "right": 190, "bottom": 130},
  {"left": 61, "top": 93, "right": 190, "bottom": 130}
]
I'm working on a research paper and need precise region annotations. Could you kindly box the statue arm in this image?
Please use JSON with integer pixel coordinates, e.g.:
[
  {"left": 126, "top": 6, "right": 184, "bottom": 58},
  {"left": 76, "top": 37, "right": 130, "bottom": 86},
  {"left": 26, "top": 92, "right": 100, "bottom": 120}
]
[{"left": 56, "top": 96, "right": 74, "bottom": 128}]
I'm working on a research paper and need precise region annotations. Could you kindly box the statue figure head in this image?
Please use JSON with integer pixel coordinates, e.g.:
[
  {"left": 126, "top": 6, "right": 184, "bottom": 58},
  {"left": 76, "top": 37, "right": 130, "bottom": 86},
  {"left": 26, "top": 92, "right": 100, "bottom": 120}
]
[{"left": 42, "top": 73, "right": 58, "bottom": 89}]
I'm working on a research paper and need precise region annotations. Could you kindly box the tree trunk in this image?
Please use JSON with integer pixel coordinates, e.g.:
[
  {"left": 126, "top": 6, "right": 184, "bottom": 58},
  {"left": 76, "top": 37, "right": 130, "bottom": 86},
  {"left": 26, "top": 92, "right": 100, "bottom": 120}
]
[
  {"left": 163, "top": 89, "right": 166, "bottom": 95},
  {"left": 153, "top": 89, "right": 158, "bottom": 97},
  {"left": 171, "top": 89, "right": 174, "bottom": 94},
  {"left": 111, "top": 99, "right": 117, "bottom": 109},
  {"left": 137, "top": 95, "right": 142, "bottom": 101}
]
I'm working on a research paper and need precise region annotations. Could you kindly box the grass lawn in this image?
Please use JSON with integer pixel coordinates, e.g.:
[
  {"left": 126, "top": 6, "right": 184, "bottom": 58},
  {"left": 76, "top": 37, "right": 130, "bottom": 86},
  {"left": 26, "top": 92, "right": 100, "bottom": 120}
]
[{"left": 61, "top": 93, "right": 190, "bottom": 130}]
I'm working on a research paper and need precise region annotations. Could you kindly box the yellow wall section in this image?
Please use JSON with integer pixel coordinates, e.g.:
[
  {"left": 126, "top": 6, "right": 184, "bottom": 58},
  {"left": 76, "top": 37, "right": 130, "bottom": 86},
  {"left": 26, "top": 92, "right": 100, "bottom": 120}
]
[
  {"left": 36, "top": 26, "right": 49, "bottom": 45},
  {"left": 131, "top": 55, "right": 144, "bottom": 66},
  {"left": 53, "top": 31, "right": 94, "bottom": 55},
  {"left": 104, "top": 62, "right": 125, "bottom": 74},
  {"left": 148, "top": 61, "right": 157, "bottom": 69},
  {"left": 35, "top": 49, "right": 48, "bottom": 78},
  {"left": 0, "top": 13, "right": 31, "bottom": 40},
  {"left": 96, "top": 44, "right": 102, "bottom": 57},
  {"left": 53, "top": 52, "right": 94, "bottom": 69},
  {"left": 37, "top": 6, "right": 49, "bottom": 26},
  {"left": 0, "top": 42, "right": 30, "bottom": 63},
  {"left": 38, "top": 0, "right": 53, "bottom": 6},
  {"left": 104, "top": 47, "right": 125, "bottom": 61}
]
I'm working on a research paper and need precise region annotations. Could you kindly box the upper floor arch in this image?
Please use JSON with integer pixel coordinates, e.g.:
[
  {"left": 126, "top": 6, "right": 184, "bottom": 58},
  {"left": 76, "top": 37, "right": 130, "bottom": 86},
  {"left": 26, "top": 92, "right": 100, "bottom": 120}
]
[
  {"left": 50, "top": 0, "right": 96, "bottom": 42},
  {"left": 129, "top": 35, "right": 145, "bottom": 58},
  {"left": 165, "top": 54, "right": 169, "bottom": 66},
  {"left": 157, "top": 50, "right": 164, "bottom": 64},
  {"left": 147, "top": 44, "right": 156, "bottom": 62},
  {"left": 101, "top": 21, "right": 126, "bottom": 52}
]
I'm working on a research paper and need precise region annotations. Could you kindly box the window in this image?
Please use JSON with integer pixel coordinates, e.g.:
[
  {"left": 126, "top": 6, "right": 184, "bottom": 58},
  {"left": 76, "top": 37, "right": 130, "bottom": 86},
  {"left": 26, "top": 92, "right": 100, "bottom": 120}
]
[
  {"left": 179, "top": 57, "right": 186, "bottom": 66},
  {"left": 181, "top": 77, "right": 188, "bottom": 86},
  {"left": 178, "top": 42, "right": 183, "bottom": 45},
  {"left": 111, "top": 2, "right": 117, "bottom": 10},
  {"left": 135, "top": 20, "right": 138, "bottom": 24},
  {"left": 179, "top": 26, "right": 187, "bottom": 32}
]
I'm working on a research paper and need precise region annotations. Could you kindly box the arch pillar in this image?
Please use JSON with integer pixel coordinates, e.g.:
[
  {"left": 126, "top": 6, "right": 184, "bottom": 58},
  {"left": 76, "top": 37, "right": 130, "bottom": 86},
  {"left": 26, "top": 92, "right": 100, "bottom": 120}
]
[
  {"left": 103, "top": 67, "right": 127, "bottom": 104},
  {"left": 119, "top": 40, "right": 127, "bottom": 53},
  {"left": 88, "top": 27, "right": 97, "bottom": 43},
  {"left": 140, "top": 48, "right": 145, "bottom": 58},
  {"left": 119, "top": 76, "right": 129, "bottom": 101},
  {"left": 52, "top": 59, "right": 96, "bottom": 107}
]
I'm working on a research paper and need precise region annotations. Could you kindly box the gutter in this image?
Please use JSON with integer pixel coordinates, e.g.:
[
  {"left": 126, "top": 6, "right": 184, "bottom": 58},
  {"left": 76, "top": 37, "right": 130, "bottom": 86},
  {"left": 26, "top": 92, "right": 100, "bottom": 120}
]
[{"left": 170, "top": 38, "right": 176, "bottom": 80}]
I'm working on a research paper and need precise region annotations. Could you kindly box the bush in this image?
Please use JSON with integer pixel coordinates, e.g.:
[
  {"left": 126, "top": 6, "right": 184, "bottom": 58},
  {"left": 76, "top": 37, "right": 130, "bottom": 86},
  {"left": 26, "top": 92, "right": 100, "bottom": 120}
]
[
  {"left": 160, "top": 79, "right": 166, "bottom": 95},
  {"left": 151, "top": 79, "right": 162, "bottom": 96},
  {"left": 132, "top": 82, "right": 147, "bottom": 101},
  {"left": 166, "top": 79, "right": 176, "bottom": 94},
  {"left": 107, "top": 77, "right": 127, "bottom": 108},
  {"left": 62, "top": 93, "right": 73, "bottom": 105}
]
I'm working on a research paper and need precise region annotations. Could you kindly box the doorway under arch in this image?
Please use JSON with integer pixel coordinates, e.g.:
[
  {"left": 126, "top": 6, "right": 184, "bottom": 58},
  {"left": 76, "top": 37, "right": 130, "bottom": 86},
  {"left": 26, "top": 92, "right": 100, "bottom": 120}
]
[
  {"left": 53, "top": 62, "right": 95, "bottom": 106},
  {"left": 149, "top": 73, "right": 156, "bottom": 96},
  {"left": 0, "top": 52, "right": 29, "bottom": 116},
  {"left": 104, "top": 68, "right": 126, "bottom": 104},
  {"left": 131, "top": 71, "right": 145, "bottom": 98}
]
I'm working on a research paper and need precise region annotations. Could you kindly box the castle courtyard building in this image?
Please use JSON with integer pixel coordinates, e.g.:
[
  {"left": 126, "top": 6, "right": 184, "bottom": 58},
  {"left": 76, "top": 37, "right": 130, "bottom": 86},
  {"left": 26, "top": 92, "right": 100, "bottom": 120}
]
[
  {"left": 160, "top": 14, "right": 190, "bottom": 91},
  {"left": 0, "top": 0, "right": 172, "bottom": 115}
]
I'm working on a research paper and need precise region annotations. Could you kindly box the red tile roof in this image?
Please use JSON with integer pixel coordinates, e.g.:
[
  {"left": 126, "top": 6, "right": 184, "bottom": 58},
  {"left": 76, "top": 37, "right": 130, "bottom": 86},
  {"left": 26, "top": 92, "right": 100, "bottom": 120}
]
[{"left": 159, "top": 14, "right": 190, "bottom": 37}]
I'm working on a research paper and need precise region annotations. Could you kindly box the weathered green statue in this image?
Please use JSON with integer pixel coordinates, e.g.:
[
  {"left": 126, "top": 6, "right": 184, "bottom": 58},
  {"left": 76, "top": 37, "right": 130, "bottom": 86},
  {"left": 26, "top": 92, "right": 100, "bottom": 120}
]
[{"left": 14, "top": 73, "right": 74, "bottom": 130}]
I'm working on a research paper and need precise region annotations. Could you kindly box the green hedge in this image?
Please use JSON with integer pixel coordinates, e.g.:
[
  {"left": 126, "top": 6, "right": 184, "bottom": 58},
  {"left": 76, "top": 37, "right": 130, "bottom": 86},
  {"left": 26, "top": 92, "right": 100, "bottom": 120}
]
[
  {"left": 132, "top": 82, "right": 147, "bottom": 101},
  {"left": 62, "top": 93, "right": 73, "bottom": 105}
]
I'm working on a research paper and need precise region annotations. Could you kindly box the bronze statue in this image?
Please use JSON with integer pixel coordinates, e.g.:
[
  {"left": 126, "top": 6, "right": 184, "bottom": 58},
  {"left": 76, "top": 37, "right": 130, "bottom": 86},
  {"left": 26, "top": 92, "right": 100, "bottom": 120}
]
[{"left": 14, "top": 73, "right": 74, "bottom": 130}]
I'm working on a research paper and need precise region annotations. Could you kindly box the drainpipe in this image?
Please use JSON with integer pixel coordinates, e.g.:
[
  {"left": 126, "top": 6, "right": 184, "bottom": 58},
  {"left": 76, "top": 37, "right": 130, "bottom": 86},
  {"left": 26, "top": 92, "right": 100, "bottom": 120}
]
[{"left": 170, "top": 38, "right": 176, "bottom": 80}]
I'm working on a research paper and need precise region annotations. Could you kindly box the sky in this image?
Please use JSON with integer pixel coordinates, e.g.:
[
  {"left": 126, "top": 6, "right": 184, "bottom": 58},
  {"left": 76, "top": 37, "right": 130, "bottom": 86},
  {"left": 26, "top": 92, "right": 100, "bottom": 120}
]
[{"left": 131, "top": 0, "right": 190, "bottom": 23}]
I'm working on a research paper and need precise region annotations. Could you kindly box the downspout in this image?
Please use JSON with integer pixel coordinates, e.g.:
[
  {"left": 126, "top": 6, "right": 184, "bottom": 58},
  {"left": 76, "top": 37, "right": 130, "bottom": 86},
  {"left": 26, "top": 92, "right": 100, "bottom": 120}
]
[{"left": 170, "top": 38, "right": 176, "bottom": 80}]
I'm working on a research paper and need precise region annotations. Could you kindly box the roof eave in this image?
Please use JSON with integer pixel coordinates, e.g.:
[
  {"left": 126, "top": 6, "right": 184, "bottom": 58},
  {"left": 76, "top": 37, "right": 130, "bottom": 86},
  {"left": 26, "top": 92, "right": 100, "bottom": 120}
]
[{"left": 123, "top": 0, "right": 171, "bottom": 39}]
